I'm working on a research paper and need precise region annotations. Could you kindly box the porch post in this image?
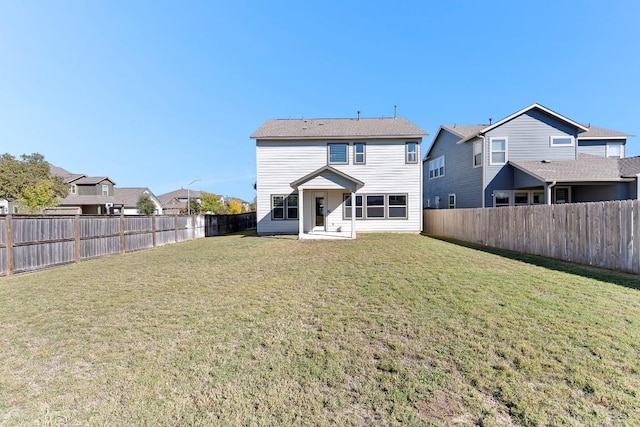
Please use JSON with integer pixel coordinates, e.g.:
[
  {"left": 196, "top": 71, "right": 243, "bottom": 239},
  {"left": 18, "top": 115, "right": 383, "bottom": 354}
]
[
  {"left": 298, "top": 188, "right": 304, "bottom": 238},
  {"left": 351, "top": 190, "right": 356, "bottom": 239}
]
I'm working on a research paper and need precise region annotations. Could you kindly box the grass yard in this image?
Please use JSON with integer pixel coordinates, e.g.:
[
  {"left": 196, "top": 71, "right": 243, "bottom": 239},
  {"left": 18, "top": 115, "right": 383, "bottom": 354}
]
[{"left": 1, "top": 233, "right": 640, "bottom": 426}]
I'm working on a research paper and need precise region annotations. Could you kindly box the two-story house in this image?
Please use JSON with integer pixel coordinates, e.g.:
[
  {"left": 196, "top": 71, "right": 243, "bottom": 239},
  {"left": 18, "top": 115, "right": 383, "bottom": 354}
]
[
  {"left": 251, "top": 117, "right": 426, "bottom": 238},
  {"left": 50, "top": 166, "right": 116, "bottom": 214},
  {"left": 423, "top": 103, "right": 636, "bottom": 209}
]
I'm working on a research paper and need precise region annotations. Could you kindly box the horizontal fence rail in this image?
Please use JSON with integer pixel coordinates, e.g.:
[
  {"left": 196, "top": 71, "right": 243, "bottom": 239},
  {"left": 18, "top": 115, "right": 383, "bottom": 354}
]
[
  {"left": 0, "top": 214, "right": 205, "bottom": 276},
  {"left": 423, "top": 200, "right": 640, "bottom": 274}
]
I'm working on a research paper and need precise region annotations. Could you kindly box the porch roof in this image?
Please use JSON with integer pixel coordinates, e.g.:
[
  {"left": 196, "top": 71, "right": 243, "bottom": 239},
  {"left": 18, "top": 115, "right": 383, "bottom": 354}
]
[
  {"left": 290, "top": 166, "right": 364, "bottom": 192},
  {"left": 509, "top": 154, "right": 637, "bottom": 183}
]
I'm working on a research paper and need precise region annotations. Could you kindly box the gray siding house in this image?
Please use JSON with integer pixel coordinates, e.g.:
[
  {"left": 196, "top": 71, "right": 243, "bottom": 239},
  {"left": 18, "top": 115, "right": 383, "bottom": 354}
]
[{"left": 423, "top": 103, "right": 635, "bottom": 209}]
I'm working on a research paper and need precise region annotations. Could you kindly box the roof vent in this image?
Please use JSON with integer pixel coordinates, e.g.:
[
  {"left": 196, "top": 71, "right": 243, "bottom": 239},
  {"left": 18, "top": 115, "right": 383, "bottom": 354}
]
[
  {"left": 489, "top": 117, "right": 493, "bottom": 125},
  {"left": 394, "top": 105, "right": 397, "bottom": 119},
  {"left": 357, "top": 110, "right": 361, "bottom": 120},
  {"left": 541, "top": 159, "right": 552, "bottom": 163}
]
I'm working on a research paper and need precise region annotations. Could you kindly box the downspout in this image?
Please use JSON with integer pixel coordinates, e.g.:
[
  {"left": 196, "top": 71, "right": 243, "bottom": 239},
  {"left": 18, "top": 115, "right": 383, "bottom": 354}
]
[
  {"left": 547, "top": 181, "right": 557, "bottom": 205},
  {"left": 480, "top": 136, "right": 486, "bottom": 208}
]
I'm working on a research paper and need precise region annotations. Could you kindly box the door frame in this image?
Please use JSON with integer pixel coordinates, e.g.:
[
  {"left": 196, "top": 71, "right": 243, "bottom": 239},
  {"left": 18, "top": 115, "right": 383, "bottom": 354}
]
[{"left": 313, "top": 192, "right": 327, "bottom": 231}]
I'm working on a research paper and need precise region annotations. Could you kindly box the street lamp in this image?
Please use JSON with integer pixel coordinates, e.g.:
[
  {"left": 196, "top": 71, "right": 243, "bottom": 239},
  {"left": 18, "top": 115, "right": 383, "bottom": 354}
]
[{"left": 187, "top": 179, "right": 202, "bottom": 216}]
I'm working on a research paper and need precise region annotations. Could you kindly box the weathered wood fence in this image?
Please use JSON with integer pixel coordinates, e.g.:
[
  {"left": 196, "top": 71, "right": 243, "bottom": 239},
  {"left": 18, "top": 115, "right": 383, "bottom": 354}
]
[
  {"left": 424, "top": 200, "right": 640, "bottom": 273},
  {"left": 0, "top": 214, "right": 205, "bottom": 276},
  {"left": 204, "top": 212, "right": 257, "bottom": 237}
]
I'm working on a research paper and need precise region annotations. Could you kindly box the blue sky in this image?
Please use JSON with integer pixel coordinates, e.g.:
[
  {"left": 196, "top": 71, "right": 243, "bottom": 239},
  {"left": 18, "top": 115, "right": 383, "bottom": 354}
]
[{"left": 1, "top": 1, "right": 638, "bottom": 202}]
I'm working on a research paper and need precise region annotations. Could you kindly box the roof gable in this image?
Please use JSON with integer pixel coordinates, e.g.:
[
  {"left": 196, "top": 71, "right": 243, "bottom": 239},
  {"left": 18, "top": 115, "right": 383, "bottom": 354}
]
[{"left": 290, "top": 166, "right": 364, "bottom": 192}]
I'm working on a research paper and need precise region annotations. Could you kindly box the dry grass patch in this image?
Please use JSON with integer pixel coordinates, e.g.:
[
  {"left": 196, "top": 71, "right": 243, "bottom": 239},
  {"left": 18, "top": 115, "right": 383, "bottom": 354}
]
[{"left": 1, "top": 232, "right": 639, "bottom": 425}]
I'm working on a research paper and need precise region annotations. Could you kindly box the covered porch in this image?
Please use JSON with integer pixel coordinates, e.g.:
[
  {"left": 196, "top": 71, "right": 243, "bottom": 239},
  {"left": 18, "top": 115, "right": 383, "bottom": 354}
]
[{"left": 290, "top": 166, "right": 364, "bottom": 240}]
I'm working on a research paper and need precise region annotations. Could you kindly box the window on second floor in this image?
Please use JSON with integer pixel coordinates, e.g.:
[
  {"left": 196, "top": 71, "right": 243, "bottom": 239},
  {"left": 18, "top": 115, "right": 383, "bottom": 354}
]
[
  {"left": 550, "top": 136, "right": 574, "bottom": 147},
  {"left": 490, "top": 137, "right": 507, "bottom": 165},
  {"left": 70, "top": 184, "right": 77, "bottom": 194},
  {"left": 606, "top": 143, "right": 622, "bottom": 158},
  {"left": 429, "top": 156, "right": 445, "bottom": 179},
  {"left": 406, "top": 142, "right": 418, "bottom": 163},
  {"left": 473, "top": 140, "right": 482, "bottom": 167},
  {"left": 354, "top": 143, "right": 366, "bottom": 164},
  {"left": 102, "top": 184, "right": 109, "bottom": 196},
  {"left": 328, "top": 143, "right": 348, "bottom": 164}
]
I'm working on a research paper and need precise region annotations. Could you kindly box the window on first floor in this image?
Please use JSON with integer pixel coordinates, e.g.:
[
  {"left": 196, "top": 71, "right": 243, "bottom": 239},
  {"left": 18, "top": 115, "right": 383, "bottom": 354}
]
[
  {"left": 343, "top": 194, "right": 363, "bottom": 219},
  {"left": 343, "top": 193, "right": 408, "bottom": 219},
  {"left": 429, "top": 156, "right": 445, "bottom": 179},
  {"left": 494, "top": 190, "right": 511, "bottom": 207},
  {"left": 328, "top": 143, "right": 348, "bottom": 164},
  {"left": 514, "top": 191, "right": 529, "bottom": 205},
  {"left": 271, "top": 194, "right": 298, "bottom": 220},
  {"left": 532, "top": 191, "right": 545, "bottom": 204},
  {"left": 554, "top": 187, "right": 571, "bottom": 204}
]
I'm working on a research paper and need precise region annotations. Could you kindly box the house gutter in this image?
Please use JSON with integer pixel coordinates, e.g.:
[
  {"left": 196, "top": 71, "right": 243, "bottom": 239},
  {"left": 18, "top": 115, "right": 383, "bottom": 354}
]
[
  {"left": 547, "top": 181, "right": 557, "bottom": 205},
  {"left": 636, "top": 173, "right": 640, "bottom": 200}
]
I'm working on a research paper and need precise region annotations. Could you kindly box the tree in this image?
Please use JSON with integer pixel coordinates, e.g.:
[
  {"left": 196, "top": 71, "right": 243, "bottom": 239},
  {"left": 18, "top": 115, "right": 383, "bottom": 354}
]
[
  {"left": 17, "top": 180, "right": 60, "bottom": 214},
  {"left": 200, "top": 192, "right": 227, "bottom": 214},
  {"left": 0, "top": 153, "right": 68, "bottom": 212},
  {"left": 136, "top": 194, "right": 157, "bottom": 215},
  {"left": 228, "top": 198, "right": 243, "bottom": 214},
  {"left": 180, "top": 198, "right": 202, "bottom": 215}
]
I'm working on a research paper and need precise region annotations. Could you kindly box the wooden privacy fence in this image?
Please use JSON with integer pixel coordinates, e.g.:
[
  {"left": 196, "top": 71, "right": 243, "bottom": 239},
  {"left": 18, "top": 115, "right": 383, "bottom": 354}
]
[
  {"left": 424, "top": 200, "right": 640, "bottom": 274},
  {"left": 0, "top": 214, "right": 205, "bottom": 276},
  {"left": 204, "top": 212, "right": 256, "bottom": 237}
]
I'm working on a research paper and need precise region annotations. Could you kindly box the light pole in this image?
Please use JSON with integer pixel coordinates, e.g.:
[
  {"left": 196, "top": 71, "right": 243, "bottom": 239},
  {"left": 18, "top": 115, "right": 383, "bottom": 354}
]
[{"left": 187, "top": 179, "right": 202, "bottom": 216}]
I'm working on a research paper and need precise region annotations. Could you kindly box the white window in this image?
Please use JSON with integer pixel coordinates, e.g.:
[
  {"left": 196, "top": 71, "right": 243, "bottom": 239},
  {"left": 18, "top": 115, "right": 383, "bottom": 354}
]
[
  {"left": 490, "top": 137, "right": 507, "bottom": 165},
  {"left": 406, "top": 142, "right": 418, "bottom": 163},
  {"left": 532, "top": 191, "right": 545, "bottom": 204},
  {"left": 448, "top": 194, "right": 456, "bottom": 209},
  {"left": 70, "top": 184, "right": 77, "bottom": 194},
  {"left": 554, "top": 187, "right": 571, "bottom": 204},
  {"left": 550, "top": 136, "right": 575, "bottom": 147},
  {"left": 328, "top": 143, "right": 348, "bottom": 164},
  {"left": 102, "top": 184, "right": 109, "bottom": 196},
  {"left": 494, "top": 190, "right": 511, "bottom": 207},
  {"left": 607, "top": 143, "right": 622, "bottom": 158},
  {"left": 473, "top": 140, "right": 482, "bottom": 167},
  {"left": 343, "top": 194, "right": 363, "bottom": 219},
  {"left": 271, "top": 194, "right": 298, "bottom": 220},
  {"left": 388, "top": 194, "right": 407, "bottom": 218},
  {"left": 354, "top": 143, "right": 366, "bottom": 164},
  {"left": 514, "top": 191, "right": 529, "bottom": 205},
  {"left": 429, "top": 156, "right": 445, "bottom": 179},
  {"left": 366, "top": 195, "right": 385, "bottom": 218}
]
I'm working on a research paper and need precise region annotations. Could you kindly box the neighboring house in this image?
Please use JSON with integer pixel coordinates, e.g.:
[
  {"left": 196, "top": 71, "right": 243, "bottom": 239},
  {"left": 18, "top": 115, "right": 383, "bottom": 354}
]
[
  {"left": 49, "top": 166, "right": 116, "bottom": 214},
  {"left": 157, "top": 189, "right": 203, "bottom": 215},
  {"left": 112, "top": 187, "right": 163, "bottom": 215},
  {"left": 423, "top": 103, "right": 636, "bottom": 209},
  {"left": 251, "top": 116, "right": 426, "bottom": 238}
]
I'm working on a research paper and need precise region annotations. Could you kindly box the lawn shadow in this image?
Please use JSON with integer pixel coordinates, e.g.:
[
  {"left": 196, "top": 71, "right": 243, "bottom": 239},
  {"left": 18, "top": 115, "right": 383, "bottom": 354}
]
[{"left": 427, "top": 235, "right": 640, "bottom": 291}]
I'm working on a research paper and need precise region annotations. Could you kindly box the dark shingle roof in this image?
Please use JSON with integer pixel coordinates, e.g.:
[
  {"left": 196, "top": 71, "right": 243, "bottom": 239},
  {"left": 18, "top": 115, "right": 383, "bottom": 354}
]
[
  {"left": 510, "top": 154, "right": 640, "bottom": 182},
  {"left": 441, "top": 124, "right": 486, "bottom": 139},
  {"left": 157, "top": 189, "right": 202, "bottom": 205},
  {"left": 251, "top": 117, "right": 426, "bottom": 139}
]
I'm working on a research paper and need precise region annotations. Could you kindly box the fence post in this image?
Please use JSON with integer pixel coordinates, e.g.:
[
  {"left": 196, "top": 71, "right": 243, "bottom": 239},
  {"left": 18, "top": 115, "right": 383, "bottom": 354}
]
[
  {"left": 152, "top": 215, "right": 157, "bottom": 248},
  {"left": 5, "top": 215, "right": 14, "bottom": 276},
  {"left": 74, "top": 215, "right": 81, "bottom": 263},
  {"left": 119, "top": 211, "right": 125, "bottom": 254}
]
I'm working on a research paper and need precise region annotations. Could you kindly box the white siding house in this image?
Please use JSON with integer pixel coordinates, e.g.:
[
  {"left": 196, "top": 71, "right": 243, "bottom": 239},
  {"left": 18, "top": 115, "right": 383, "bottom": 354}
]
[{"left": 251, "top": 117, "right": 426, "bottom": 238}]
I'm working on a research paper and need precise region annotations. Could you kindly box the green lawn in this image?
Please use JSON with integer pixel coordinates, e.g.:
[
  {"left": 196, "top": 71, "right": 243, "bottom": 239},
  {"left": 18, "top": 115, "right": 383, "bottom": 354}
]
[{"left": 1, "top": 233, "right": 639, "bottom": 426}]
